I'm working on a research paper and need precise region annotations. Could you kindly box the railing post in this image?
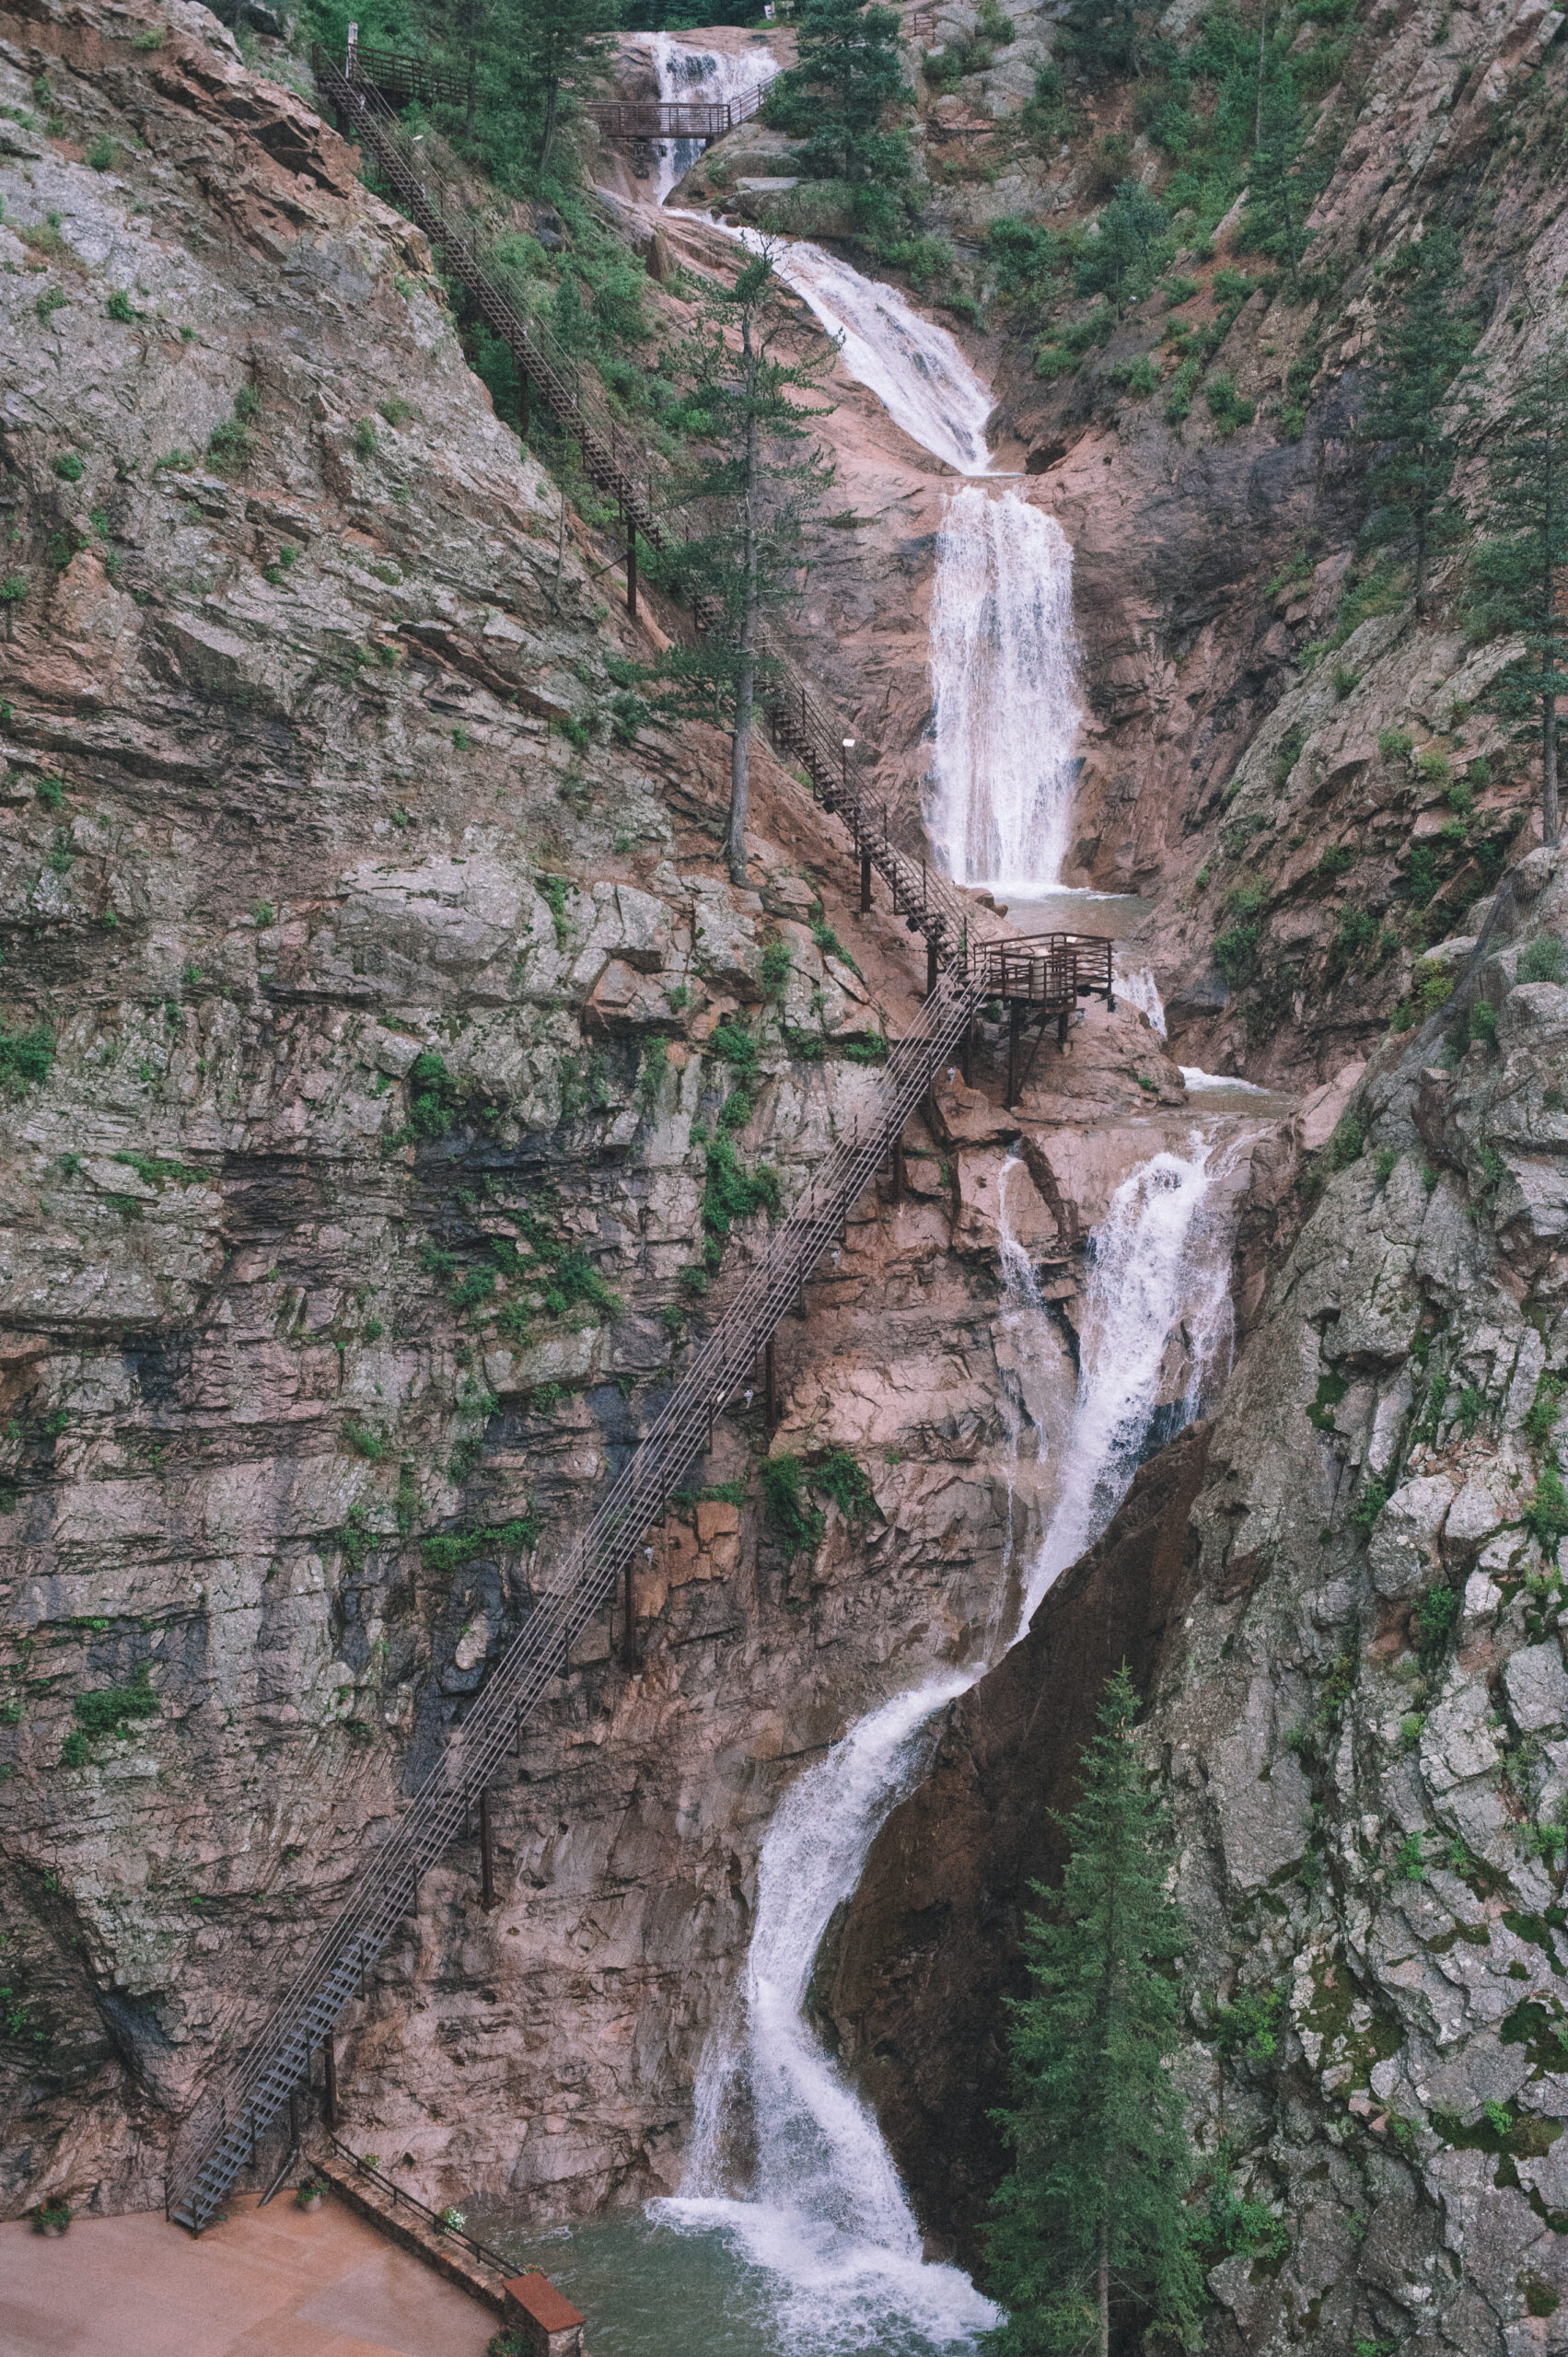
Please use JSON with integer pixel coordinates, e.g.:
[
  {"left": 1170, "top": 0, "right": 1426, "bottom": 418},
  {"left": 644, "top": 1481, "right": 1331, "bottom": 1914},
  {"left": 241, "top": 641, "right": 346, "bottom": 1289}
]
[
  {"left": 480, "top": 1786, "right": 496, "bottom": 1910},
  {"left": 623, "top": 498, "right": 638, "bottom": 620},
  {"left": 345, "top": 18, "right": 358, "bottom": 78}
]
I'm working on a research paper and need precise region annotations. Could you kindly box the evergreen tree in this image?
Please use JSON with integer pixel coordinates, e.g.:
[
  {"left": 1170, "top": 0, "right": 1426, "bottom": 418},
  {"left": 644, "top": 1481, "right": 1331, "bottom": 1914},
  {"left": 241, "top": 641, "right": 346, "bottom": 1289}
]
[
  {"left": 984, "top": 1667, "right": 1202, "bottom": 2357},
  {"left": 502, "top": 0, "right": 618, "bottom": 168},
  {"left": 1244, "top": 68, "right": 1316, "bottom": 288},
  {"left": 764, "top": 0, "right": 912, "bottom": 189},
  {"left": 660, "top": 249, "right": 836, "bottom": 885},
  {"left": 1059, "top": 0, "right": 1155, "bottom": 80},
  {"left": 1470, "top": 351, "right": 1568, "bottom": 849},
  {"left": 1357, "top": 227, "right": 1480, "bottom": 618}
]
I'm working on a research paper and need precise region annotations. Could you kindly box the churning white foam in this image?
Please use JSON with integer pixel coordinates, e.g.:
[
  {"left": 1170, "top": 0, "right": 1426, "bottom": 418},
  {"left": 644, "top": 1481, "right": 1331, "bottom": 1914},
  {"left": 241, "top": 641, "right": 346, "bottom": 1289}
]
[{"left": 926, "top": 486, "right": 1084, "bottom": 893}]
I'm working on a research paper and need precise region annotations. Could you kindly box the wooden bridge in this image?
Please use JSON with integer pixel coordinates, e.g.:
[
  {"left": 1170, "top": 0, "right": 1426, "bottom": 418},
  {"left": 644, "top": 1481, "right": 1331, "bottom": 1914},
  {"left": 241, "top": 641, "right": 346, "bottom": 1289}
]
[
  {"left": 584, "top": 87, "right": 772, "bottom": 145},
  {"left": 164, "top": 46, "right": 1116, "bottom": 2240}
]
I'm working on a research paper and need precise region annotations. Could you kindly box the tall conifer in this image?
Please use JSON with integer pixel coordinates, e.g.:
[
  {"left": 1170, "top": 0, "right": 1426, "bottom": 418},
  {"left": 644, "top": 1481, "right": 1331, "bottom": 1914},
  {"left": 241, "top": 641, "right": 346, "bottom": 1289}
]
[
  {"left": 1469, "top": 351, "right": 1568, "bottom": 849},
  {"left": 659, "top": 249, "right": 835, "bottom": 884},
  {"left": 1357, "top": 226, "right": 1479, "bottom": 617},
  {"left": 984, "top": 1667, "right": 1202, "bottom": 2357}
]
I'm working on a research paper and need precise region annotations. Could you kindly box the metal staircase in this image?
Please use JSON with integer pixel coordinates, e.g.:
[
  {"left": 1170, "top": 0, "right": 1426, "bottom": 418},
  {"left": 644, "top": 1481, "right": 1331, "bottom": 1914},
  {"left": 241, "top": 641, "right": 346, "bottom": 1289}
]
[{"left": 163, "top": 56, "right": 1120, "bottom": 2235}]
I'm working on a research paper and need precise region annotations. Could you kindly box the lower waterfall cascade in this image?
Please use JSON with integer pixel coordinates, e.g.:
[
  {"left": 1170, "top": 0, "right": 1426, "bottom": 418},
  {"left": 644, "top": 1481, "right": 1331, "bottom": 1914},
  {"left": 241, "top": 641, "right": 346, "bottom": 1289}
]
[{"left": 645, "top": 1142, "right": 1248, "bottom": 2351}]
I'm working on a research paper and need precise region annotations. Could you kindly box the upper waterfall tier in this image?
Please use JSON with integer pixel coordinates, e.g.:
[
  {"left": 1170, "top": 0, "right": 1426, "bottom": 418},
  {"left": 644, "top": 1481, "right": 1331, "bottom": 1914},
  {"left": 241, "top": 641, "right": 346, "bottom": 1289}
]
[
  {"left": 649, "top": 34, "right": 780, "bottom": 208},
  {"left": 926, "top": 486, "right": 1084, "bottom": 895}
]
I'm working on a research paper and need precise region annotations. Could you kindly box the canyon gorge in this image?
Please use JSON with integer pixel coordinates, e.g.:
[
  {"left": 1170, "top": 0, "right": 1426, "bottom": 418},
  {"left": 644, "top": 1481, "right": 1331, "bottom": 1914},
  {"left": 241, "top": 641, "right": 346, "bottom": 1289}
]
[{"left": 2, "top": 0, "right": 1568, "bottom": 2352}]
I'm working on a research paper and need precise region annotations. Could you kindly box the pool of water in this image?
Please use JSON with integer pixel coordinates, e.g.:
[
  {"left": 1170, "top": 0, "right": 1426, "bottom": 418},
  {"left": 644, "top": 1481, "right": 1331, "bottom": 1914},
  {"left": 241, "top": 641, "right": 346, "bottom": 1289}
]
[
  {"left": 466, "top": 2201, "right": 996, "bottom": 2357},
  {"left": 997, "top": 888, "right": 1152, "bottom": 940}
]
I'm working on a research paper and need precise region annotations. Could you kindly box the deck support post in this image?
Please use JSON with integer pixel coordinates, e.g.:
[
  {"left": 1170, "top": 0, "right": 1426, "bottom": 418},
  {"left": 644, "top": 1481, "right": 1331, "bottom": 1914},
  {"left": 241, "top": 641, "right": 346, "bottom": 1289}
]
[
  {"left": 323, "top": 2035, "right": 338, "bottom": 2130},
  {"left": 480, "top": 1786, "right": 496, "bottom": 1911},
  {"left": 622, "top": 1547, "right": 637, "bottom": 1669},
  {"left": 1005, "top": 1004, "right": 1023, "bottom": 1109},
  {"left": 960, "top": 1016, "right": 974, "bottom": 1087},
  {"left": 859, "top": 849, "right": 871, "bottom": 914},
  {"left": 926, "top": 941, "right": 939, "bottom": 995},
  {"left": 891, "top": 1133, "right": 906, "bottom": 1201},
  {"left": 764, "top": 1335, "right": 777, "bottom": 1427}
]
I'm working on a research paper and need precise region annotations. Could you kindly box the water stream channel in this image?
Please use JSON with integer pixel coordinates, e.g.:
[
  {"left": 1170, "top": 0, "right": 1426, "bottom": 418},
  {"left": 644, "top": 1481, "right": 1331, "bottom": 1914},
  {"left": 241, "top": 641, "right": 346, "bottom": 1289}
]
[{"left": 473, "top": 65, "right": 1275, "bottom": 2349}]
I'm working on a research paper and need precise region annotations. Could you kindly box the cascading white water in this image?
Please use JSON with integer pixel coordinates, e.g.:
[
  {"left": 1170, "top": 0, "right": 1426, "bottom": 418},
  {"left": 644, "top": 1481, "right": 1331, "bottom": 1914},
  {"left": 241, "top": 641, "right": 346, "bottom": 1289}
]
[
  {"left": 649, "top": 35, "right": 779, "bottom": 208},
  {"left": 926, "top": 486, "right": 1084, "bottom": 894},
  {"left": 1015, "top": 1144, "right": 1234, "bottom": 1631},
  {"left": 687, "top": 219, "right": 996, "bottom": 477},
  {"left": 1113, "top": 954, "right": 1167, "bottom": 1039},
  {"left": 656, "top": 1144, "right": 1239, "bottom": 2352}
]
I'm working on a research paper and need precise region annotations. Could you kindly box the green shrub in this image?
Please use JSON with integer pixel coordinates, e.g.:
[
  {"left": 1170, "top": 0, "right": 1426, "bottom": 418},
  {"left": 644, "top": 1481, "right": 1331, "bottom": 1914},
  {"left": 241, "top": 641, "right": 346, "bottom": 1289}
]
[
  {"left": 35, "top": 286, "right": 66, "bottom": 322},
  {"left": 403, "top": 1051, "right": 460, "bottom": 1137},
  {"left": 0, "top": 1026, "right": 54, "bottom": 1089},
  {"left": 1214, "top": 923, "right": 1260, "bottom": 985},
  {"left": 1523, "top": 1463, "right": 1568, "bottom": 1551},
  {"left": 1377, "top": 726, "right": 1414, "bottom": 761},
  {"left": 207, "top": 413, "right": 254, "bottom": 475},
  {"left": 423, "top": 1516, "right": 540, "bottom": 1574},
  {"left": 536, "top": 874, "right": 571, "bottom": 950},
  {"left": 353, "top": 418, "right": 379, "bottom": 459},
  {"left": 1318, "top": 844, "right": 1356, "bottom": 877},
  {"left": 1213, "top": 1985, "right": 1283, "bottom": 2064},
  {"left": 52, "top": 454, "right": 84, "bottom": 482},
  {"left": 760, "top": 938, "right": 793, "bottom": 1003},
  {"left": 1204, "top": 372, "right": 1256, "bottom": 437},
  {"left": 1519, "top": 936, "right": 1568, "bottom": 985},
  {"left": 379, "top": 396, "right": 414, "bottom": 426},
  {"left": 1324, "top": 1110, "right": 1365, "bottom": 1170},
  {"left": 106, "top": 288, "right": 134, "bottom": 323},
  {"left": 814, "top": 1448, "right": 879, "bottom": 1523},
  {"left": 87, "top": 135, "right": 115, "bottom": 171},
  {"left": 1469, "top": 1001, "right": 1498, "bottom": 1048},
  {"left": 1413, "top": 1581, "right": 1460, "bottom": 1659},
  {"left": 1108, "top": 353, "right": 1160, "bottom": 400},
  {"left": 761, "top": 1453, "right": 825, "bottom": 1557},
  {"left": 72, "top": 1664, "right": 157, "bottom": 1744}
]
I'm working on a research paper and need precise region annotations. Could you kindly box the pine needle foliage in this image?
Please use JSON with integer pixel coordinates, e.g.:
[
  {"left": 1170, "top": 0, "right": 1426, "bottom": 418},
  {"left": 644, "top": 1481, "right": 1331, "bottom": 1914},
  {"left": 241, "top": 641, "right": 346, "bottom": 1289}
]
[
  {"left": 984, "top": 1666, "right": 1202, "bottom": 2357},
  {"left": 1356, "top": 227, "right": 1480, "bottom": 616},
  {"left": 652, "top": 247, "right": 836, "bottom": 882}
]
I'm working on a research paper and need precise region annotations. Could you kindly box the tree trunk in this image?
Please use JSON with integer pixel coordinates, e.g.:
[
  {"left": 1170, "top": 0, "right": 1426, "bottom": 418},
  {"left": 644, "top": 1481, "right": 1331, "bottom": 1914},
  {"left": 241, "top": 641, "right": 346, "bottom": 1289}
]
[
  {"left": 1545, "top": 688, "right": 1560, "bottom": 850},
  {"left": 729, "top": 361, "right": 760, "bottom": 888},
  {"left": 537, "top": 75, "right": 559, "bottom": 165},
  {"left": 1098, "top": 2209, "right": 1110, "bottom": 2357}
]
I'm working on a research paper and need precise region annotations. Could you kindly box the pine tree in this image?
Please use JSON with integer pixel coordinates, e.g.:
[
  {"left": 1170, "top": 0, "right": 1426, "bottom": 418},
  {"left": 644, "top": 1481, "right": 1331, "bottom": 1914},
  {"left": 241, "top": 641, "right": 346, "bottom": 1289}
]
[
  {"left": 1244, "top": 68, "right": 1316, "bottom": 289},
  {"left": 1059, "top": 0, "right": 1155, "bottom": 80},
  {"left": 659, "top": 249, "right": 836, "bottom": 885},
  {"left": 764, "top": 0, "right": 911, "bottom": 187},
  {"left": 1357, "top": 227, "right": 1480, "bottom": 618},
  {"left": 983, "top": 1666, "right": 1202, "bottom": 2357},
  {"left": 1470, "top": 352, "right": 1568, "bottom": 850},
  {"left": 477, "top": 0, "right": 618, "bottom": 171}
]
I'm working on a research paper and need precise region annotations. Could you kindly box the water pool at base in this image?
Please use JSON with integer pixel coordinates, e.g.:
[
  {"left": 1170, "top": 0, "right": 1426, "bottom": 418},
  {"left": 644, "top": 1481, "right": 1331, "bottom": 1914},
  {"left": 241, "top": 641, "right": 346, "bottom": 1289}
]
[{"left": 467, "top": 2202, "right": 994, "bottom": 2357}]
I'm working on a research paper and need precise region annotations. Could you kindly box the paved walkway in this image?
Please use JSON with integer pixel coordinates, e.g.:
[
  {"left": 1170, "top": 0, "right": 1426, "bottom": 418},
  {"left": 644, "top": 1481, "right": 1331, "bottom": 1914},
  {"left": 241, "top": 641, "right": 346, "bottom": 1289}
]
[{"left": 0, "top": 2192, "right": 495, "bottom": 2357}]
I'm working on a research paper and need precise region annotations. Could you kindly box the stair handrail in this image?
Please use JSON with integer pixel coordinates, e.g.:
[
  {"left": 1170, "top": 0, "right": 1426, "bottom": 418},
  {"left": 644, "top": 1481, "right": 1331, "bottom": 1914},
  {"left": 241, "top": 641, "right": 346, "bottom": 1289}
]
[{"left": 166, "top": 969, "right": 983, "bottom": 2226}]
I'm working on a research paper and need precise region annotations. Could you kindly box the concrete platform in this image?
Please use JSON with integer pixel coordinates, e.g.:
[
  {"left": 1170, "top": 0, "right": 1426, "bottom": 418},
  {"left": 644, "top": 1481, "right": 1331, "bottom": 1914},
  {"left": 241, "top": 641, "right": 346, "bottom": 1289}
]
[{"left": 0, "top": 2191, "right": 496, "bottom": 2357}]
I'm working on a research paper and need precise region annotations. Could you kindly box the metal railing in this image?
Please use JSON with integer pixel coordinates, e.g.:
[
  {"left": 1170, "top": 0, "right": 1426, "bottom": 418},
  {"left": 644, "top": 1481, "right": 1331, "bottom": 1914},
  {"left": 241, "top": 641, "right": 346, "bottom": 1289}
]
[
  {"left": 319, "top": 2136, "right": 517, "bottom": 2282},
  {"left": 334, "top": 36, "right": 475, "bottom": 113}
]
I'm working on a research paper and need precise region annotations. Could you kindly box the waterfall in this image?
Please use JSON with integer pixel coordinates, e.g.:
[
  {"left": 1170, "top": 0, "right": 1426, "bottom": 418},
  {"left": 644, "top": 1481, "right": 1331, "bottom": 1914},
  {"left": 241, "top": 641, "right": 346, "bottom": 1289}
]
[
  {"left": 687, "top": 221, "right": 995, "bottom": 478},
  {"left": 650, "top": 36, "right": 779, "bottom": 209},
  {"left": 926, "top": 487, "right": 1084, "bottom": 894},
  {"left": 1015, "top": 1143, "right": 1234, "bottom": 1631},
  {"left": 1113, "top": 954, "right": 1167, "bottom": 1039},
  {"left": 655, "top": 1144, "right": 1240, "bottom": 2351}
]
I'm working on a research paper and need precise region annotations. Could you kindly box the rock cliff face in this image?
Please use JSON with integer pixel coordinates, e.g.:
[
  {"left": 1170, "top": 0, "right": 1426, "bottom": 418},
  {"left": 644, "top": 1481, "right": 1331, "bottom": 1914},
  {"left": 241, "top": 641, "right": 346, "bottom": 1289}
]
[
  {"left": 0, "top": 0, "right": 1245, "bottom": 2229},
  {"left": 843, "top": 853, "right": 1568, "bottom": 2352}
]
